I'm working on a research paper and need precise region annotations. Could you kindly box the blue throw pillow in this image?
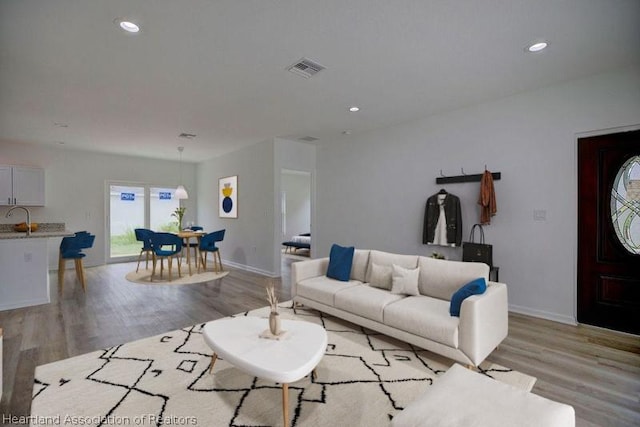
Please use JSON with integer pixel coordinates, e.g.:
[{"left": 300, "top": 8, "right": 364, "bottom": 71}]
[
  {"left": 326, "top": 244, "right": 355, "bottom": 282},
  {"left": 449, "top": 277, "right": 487, "bottom": 317}
]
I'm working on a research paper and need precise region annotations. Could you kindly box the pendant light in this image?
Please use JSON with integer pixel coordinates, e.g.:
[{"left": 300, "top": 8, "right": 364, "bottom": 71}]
[{"left": 175, "top": 146, "right": 189, "bottom": 199}]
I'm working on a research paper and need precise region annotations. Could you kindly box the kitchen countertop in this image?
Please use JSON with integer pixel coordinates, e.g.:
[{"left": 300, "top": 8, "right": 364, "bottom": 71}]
[
  {"left": 0, "top": 230, "right": 74, "bottom": 239},
  {"left": 0, "top": 222, "right": 74, "bottom": 239}
]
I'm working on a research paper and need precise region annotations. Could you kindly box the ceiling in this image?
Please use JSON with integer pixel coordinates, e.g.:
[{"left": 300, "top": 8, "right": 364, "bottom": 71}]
[{"left": 1, "top": 0, "right": 638, "bottom": 162}]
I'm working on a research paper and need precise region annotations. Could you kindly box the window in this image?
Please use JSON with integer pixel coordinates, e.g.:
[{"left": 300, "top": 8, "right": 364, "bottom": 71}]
[
  {"left": 108, "top": 183, "right": 181, "bottom": 260},
  {"left": 610, "top": 155, "right": 640, "bottom": 255}
]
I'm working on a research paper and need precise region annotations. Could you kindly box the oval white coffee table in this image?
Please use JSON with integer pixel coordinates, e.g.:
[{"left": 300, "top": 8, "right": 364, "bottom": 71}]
[{"left": 203, "top": 316, "right": 328, "bottom": 427}]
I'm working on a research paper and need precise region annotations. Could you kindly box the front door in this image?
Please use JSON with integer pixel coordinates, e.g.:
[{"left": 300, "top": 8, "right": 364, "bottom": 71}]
[{"left": 577, "top": 129, "right": 640, "bottom": 334}]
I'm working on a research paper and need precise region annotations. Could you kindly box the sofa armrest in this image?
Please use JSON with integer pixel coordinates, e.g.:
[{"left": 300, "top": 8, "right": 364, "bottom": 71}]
[
  {"left": 458, "top": 281, "right": 508, "bottom": 366},
  {"left": 291, "top": 257, "right": 329, "bottom": 297}
]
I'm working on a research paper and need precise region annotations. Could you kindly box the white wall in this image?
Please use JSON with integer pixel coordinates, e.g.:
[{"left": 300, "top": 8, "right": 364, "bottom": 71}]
[
  {"left": 196, "top": 138, "right": 315, "bottom": 276},
  {"left": 315, "top": 66, "right": 640, "bottom": 324},
  {"left": 3, "top": 65, "right": 636, "bottom": 324},
  {"left": 197, "top": 140, "right": 276, "bottom": 275},
  {"left": 281, "top": 171, "right": 311, "bottom": 240},
  {"left": 0, "top": 142, "right": 197, "bottom": 268}
]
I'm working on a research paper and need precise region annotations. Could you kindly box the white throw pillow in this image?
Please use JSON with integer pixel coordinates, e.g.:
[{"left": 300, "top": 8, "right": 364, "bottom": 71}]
[
  {"left": 368, "top": 262, "right": 393, "bottom": 290},
  {"left": 391, "top": 264, "right": 420, "bottom": 296}
]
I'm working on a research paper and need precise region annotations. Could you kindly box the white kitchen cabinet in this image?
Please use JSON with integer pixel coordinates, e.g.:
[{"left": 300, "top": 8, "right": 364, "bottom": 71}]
[
  {"left": 0, "top": 165, "right": 45, "bottom": 206},
  {"left": 0, "top": 166, "right": 11, "bottom": 205}
]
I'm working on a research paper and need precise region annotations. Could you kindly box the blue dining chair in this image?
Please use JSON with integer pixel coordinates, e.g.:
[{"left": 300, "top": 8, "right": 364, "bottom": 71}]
[
  {"left": 198, "top": 229, "right": 225, "bottom": 273},
  {"left": 134, "top": 228, "right": 154, "bottom": 272},
  {"left": 149, "top": 232, "right": 183, "bottom": 281},
  {"left": 58, "top": 231, "right": 95, "bottom": 292}
]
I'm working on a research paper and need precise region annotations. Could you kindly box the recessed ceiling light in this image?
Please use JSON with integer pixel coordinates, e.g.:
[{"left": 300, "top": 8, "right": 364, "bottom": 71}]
[
  {"left": 526, "top": 41, "right": 548, "bottom": 53},
  {"left": 349, "top": 106, "right": 360, "bottom": 112},
  {"left": 342, "top": 130, "right": 352, "bottom": 135},
  {"left": 118, "top": 20, "right": 140, "bottom": 33}
]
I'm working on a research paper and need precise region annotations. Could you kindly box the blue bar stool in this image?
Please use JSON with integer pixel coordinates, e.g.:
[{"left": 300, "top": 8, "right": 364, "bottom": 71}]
[{"left": 58, "top": 232, "right": 95, "bottom": 292}]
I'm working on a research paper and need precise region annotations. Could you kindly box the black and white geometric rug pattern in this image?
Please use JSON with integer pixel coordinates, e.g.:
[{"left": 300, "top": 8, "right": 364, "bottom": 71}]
[{"left": 31, "top": 303, "right": 535, "bottom": 427}]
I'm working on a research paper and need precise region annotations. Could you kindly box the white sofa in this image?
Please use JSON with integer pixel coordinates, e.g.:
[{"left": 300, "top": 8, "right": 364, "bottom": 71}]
[{"left": 292, "top": 249, "right": 508, "bottom": 367}]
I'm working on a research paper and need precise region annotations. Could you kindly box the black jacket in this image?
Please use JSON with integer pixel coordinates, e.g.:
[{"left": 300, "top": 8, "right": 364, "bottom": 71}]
[{"left": 423, "top": 193, "right": 462, "bottom": 246}]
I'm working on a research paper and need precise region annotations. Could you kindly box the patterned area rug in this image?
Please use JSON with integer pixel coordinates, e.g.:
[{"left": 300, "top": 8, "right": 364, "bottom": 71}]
[
  {"left": 31, "top": 303, "right": 535, "bottom": 427},
  {"left": 125, "top": 269, "right": 228, "bottom": 285}
]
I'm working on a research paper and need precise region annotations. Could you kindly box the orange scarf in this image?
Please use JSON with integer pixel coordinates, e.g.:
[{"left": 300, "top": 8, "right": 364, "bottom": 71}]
[{"left": 478, "top": 170, "right": 497, "bottom": 224}]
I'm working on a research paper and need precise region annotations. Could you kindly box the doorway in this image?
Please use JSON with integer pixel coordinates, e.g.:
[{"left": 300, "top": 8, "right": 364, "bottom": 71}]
[
  {"left": 280, "top": 170, "right": 311, "bottom": 260},
  {"left": 577, "top": 129, "right": 640, "bottom": 334}
]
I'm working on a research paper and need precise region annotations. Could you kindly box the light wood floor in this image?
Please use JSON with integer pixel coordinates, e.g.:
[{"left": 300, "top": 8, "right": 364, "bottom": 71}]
[{"left": 0, "top": 259, "right": 638, "bottom": 427}]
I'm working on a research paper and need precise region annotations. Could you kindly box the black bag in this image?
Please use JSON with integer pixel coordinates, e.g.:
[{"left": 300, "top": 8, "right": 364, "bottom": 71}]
[{"left": 462, "top": 224, "right": 493, "bottom": 267}]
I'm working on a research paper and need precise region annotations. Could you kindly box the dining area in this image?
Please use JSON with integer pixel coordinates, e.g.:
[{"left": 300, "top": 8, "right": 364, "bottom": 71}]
[{"left": 132, "top": 226, "right": 226, "bottom": 283}]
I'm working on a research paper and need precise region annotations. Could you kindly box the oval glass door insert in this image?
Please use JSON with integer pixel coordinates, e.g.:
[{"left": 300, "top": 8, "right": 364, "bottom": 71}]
[{"left": 610, "top": 155, "right": 640, "bottom": 255}]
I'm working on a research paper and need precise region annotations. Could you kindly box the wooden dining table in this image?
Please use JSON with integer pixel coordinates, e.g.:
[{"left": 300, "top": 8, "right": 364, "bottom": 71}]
[{"left": 176, "top": 230, "right": 206, "bottom": 275}]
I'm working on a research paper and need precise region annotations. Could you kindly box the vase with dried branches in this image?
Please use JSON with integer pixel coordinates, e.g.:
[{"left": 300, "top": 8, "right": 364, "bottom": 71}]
[{"left": 266, "top": 281, "right": 281, "bottom": 335}]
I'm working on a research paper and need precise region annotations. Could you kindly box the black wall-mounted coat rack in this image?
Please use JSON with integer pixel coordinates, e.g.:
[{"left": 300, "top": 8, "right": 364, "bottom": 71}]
[{"left": 435, "top": 167, "right": 501, "bottom": 184}]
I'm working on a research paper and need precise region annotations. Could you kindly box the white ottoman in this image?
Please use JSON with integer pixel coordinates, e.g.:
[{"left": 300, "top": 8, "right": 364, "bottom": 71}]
[
  {"left": 392, "top": 364, "right": 575, "bottom": 427},
  {"left": 0, "top": 328, "right": 3, "bottom": 403}
]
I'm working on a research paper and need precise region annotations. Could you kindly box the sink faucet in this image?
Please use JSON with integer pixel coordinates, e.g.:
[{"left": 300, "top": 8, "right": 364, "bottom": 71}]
[{"left": 5, "top": 206, "right": 32, "bottom": 236}]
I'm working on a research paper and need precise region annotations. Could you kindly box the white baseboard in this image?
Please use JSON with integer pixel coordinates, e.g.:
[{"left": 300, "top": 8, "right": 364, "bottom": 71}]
[
  {"left": 509, "top": 304, "right": 577, "bottom": 326},
  {"left": 0, "top": 297, "right": 50, "bottom": 311},
  {"left": 221, "top": 259, "right": 277, "bottom": 278}
]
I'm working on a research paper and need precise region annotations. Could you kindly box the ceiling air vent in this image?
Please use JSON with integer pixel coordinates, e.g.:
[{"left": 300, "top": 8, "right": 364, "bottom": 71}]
[
  {"left": 287, "top": 58, "right": 325, "bottom": 78},
  {"left": 179, "top": 133, "right": 197, "bottom": 139},
  {"left": 298, "top": 136, "right": 319, "bottom": 142}
]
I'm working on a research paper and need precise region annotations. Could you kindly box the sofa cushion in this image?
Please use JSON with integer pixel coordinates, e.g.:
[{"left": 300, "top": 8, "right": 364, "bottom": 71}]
[
  {"left": 384, "top": 296, "right": 459, "bottom": 348},
  {"left": 391, "top": 264, "right": 420, "bottom": 296},
  {"left": 350, "top": 249, "right": 370, "bottom": 282},
  {"left": 368, "top": 262, "right": 393, "bottom": 290},
  {"left": 326, "top": 244, "right": 355, "bottom": 281},
  {"left": 297, "top": 276, "right": 362, "bottom": 306},
  {"left": 335, "top": 285, "right": 405, "bottom": 323},
  {"left": 450, "top": 277, "right": 487, "bottom": 317},
  {"left": 366, "top": 250, "right": 418, "bottom": 283},
  {"left": 418, "top": 257, "right": 490, "bottom": 301}
]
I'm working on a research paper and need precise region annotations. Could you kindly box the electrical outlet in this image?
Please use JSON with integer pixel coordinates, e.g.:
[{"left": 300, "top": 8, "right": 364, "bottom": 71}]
[{"left": 533, "top": 209, "right": 547, "bottom": 221}]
